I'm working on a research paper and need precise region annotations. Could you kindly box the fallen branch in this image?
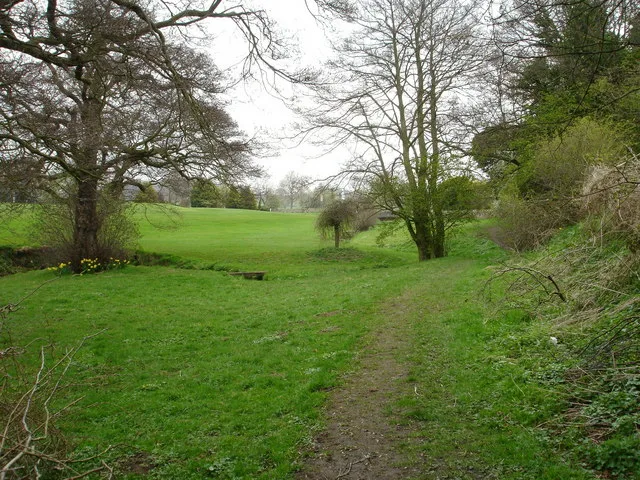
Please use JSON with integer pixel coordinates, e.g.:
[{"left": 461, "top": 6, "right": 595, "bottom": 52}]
[
  {"left": 336, "top": 453, "right": 375, "bottom": 479},
  {"left": 1, "top": 283, "right": 111, "bottom": 479},
  {"left": 490, "top": 263, "right": 567, "bottom": 302}
]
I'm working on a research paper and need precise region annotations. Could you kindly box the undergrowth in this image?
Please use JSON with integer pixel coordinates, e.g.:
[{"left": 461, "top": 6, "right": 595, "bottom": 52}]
[{"left": 486, "top": 223, "right": 640, "bottom": 479}]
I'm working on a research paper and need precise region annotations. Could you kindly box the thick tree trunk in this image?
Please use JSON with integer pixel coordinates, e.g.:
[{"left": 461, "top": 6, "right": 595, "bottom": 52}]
[
  {"left": 414, "top": 217, "right": 433, "bottom": 261},
  {"left": 416, "top": 240, "right": 430, "bottom": 261},
  {"left": 334, "top": 225, "right": 340, "bottom": 248},
  {"left": 69, "top": 93, "right": 104, "bottom": 272},
  {"left": 71, "top": 177, "right": 100, "bottom": 272}
]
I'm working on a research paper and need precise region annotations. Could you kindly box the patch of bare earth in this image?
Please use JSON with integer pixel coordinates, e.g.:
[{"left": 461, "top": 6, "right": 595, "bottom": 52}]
[
  {"left": 483, "top": 225, "right": 511, "bottom": 250},
  {"left": 297, "top": 298, "right": 423, "bottom": 480},
  {"left": 117, "top": 451, "right": 157, "bottom": 475}
]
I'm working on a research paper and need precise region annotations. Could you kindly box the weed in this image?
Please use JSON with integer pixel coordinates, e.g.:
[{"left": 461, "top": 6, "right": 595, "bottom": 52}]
[{"left": 583, "top": 435, "right": 640, "bottom": 479}]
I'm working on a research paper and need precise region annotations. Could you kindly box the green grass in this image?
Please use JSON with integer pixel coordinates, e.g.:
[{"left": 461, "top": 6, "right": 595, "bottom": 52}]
[
  {"left": 3, "top": 265, "right": 418, "bottom": 478},
  {"left": 136, "top": 207, "right": 322, "bottom": 271},
  {"left": 395, "top": 259, "right": 590, "bottom": 479},
  {"left": 0, "top": 203, "right": 35, "bottom": 246},
  {"left": 0, "top": 207, "right": 599, "bottom": 478},
  {"left": 134, "top": 206, "right": 413, "bottom": 277}
]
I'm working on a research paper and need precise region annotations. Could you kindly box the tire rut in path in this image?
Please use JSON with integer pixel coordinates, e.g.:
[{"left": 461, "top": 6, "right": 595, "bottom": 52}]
[{"left": 297, "top": 299, "right": 422, "bottom": 480}]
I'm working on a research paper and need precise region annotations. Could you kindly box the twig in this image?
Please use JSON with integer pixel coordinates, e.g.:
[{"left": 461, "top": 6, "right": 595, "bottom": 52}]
[
  {"left": 64, "top": 461, "right": 110, "bottom": 480},
  {"left": 0, "top": 306, "right": 109, "bottom": 480},
  {"left": 336, "top": 454, "right": 374, "bottom": 479},
  {"left": 490, "top": 263, "right": 567, "bottom": 302},
  {"left": 0, "top": 277, "right": 60, "bottom": 320}
]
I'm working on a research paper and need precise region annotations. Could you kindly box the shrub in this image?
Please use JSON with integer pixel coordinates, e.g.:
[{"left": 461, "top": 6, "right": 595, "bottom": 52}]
[
  {"left": 493, "top": 196, "right": 577, "bottom": 251},
  {"left": 581, "top": 157, "right": 640, "bottom": 251},
  {"left": 495, "top": 119, "right": 630, "bottom": 251},
  {"left": 0, "top": 249, "right": 14, "bottom": 276},
  {"left": 31, "top": 194, "right": 138, "bottom": 267},
  {"left": 584, "top": 433, "right": 640, "bottom": 478},
  {"left": 133, "top": 183, "right": 159, "bottom": 203},
  {"left": 526, "top": 118, "right": 626, "bottom": 198}
]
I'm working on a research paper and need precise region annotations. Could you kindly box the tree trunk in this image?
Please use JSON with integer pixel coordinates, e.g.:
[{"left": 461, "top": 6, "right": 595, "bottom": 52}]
[
  {"left": 71, "top": 177, "right": 100, "bottom": 272},
  {"left": 416, "top": 239, "right": 430, "bottom": 261},
  {"left": 433, "top": 209, "right": 446, "bottom": 257},
  {"left": 414, "top": 216, "right": 433, "bottom": 261},
  {"left": 428, "top": 37, "right": 446, "bottom": 259},
  {"left": 334, "top": 225, "right": 340, "bottom": 248},
  {"left": 69, "top": 91, "right": 104, "bottom": 272}
]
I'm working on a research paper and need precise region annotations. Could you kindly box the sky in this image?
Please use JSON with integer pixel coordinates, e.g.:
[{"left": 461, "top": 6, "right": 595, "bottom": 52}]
[{"left": 208, "top": 1, "right": 350, "bottom": 186}]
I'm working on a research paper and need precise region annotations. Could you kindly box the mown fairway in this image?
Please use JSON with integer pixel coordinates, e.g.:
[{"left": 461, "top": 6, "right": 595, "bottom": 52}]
[
  {"left": 1, "top": 207, "right": 595, "bottom": 478},
  {"left": 135, "top": 207, "right": 325, "bottom": 274}
]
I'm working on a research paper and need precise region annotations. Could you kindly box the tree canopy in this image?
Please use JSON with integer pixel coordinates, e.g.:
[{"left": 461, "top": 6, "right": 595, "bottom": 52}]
[
  {"left": 475, "top": 0, "right": 640, "bottom": 182},
  {"left": 473, "top": 0, "right": 640, "bottom": 249},
  {"left": 315, "top": 199, "right": 358, "bottom": 248},
  {"left": 0, "top": 0, "right": 270, "bottom": 270}
]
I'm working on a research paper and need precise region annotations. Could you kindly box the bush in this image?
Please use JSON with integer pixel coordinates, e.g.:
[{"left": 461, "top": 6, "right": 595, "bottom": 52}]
[
  {"left": 495, "top": 119, "right": 631, "bottom": 251},
  {"left": 581, "top": 157, "right": 640, "bottom": 251},
  {"left": 191, "top": 179, "right": 223, "bottom": 208},
  {"left": 439, "top": 176, "right": 493, "bottom": 212},
  {"left": 493, "top": 196, "right": 577, "bottom": 251},
  {"left": 133, "top": 183, "right": 159, "bottom": 203},
  {"left": 0, "top": 248, "right": 14, "bottom": 276},
  {"left": 584, "top": 433, "right": 640, "bottom": 478},
  {"left": 31, "top": 194, "right": 138, "bottom": 266},
  {"left": 525, "top": 118, "right": 626, "bottom": 198}
]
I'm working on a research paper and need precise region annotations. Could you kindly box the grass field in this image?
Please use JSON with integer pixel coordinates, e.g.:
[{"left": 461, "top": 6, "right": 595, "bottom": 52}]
[{"left": 0, "top": 207, "right": 597, "bottom": 479}]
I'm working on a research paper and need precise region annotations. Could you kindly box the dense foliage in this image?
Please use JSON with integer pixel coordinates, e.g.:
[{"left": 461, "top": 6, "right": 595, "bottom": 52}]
[{"left": 474, "top": 2, "right": 640, "bottom": 476}]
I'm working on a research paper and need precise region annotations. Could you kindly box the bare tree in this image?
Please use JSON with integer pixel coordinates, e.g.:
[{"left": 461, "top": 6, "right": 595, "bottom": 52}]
[
  {"left": 158, "top": 172, "right": 192, "bottom": 206},
  {"left": 0, "top": 0, "right": 286, "bottom": 271},
  {"left": 304, "top": 0, "right": 488, "bottom": 260},
  {"left": 278, "top": 171, "right": 311, "bottom": 209}
]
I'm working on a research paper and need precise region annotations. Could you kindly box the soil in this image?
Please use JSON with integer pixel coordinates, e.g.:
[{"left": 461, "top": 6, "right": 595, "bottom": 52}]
[
  {"left": 296, "top": 297, "right": 423, "bottom": 480},
  {"left": 482, "top": 225, "right": 511, "bottom": 251},
  {"left": 118, "top": 451, "right": 157, "bottom": 475}
]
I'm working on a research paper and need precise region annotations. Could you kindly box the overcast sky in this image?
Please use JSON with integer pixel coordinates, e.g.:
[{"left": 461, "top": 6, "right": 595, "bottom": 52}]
[{"left": 209, "top": 1, "right": 350, "bottom": 186}]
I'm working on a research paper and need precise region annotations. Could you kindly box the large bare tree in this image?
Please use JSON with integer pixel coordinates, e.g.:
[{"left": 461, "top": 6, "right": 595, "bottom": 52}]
[
  {"left": 305, "top": 0, "right": 487, "bottom": 260},
  {"left": 0, "top": 0, "right": 277, "bottom": 270}
]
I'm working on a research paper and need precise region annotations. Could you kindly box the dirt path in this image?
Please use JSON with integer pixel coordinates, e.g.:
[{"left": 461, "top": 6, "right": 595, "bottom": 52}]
[
  {"left": 483, "top": 225, "right": 511, "bottom": 251},
  {"left": 296, "top": 297, "right": 423, "bottom": 480}
]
